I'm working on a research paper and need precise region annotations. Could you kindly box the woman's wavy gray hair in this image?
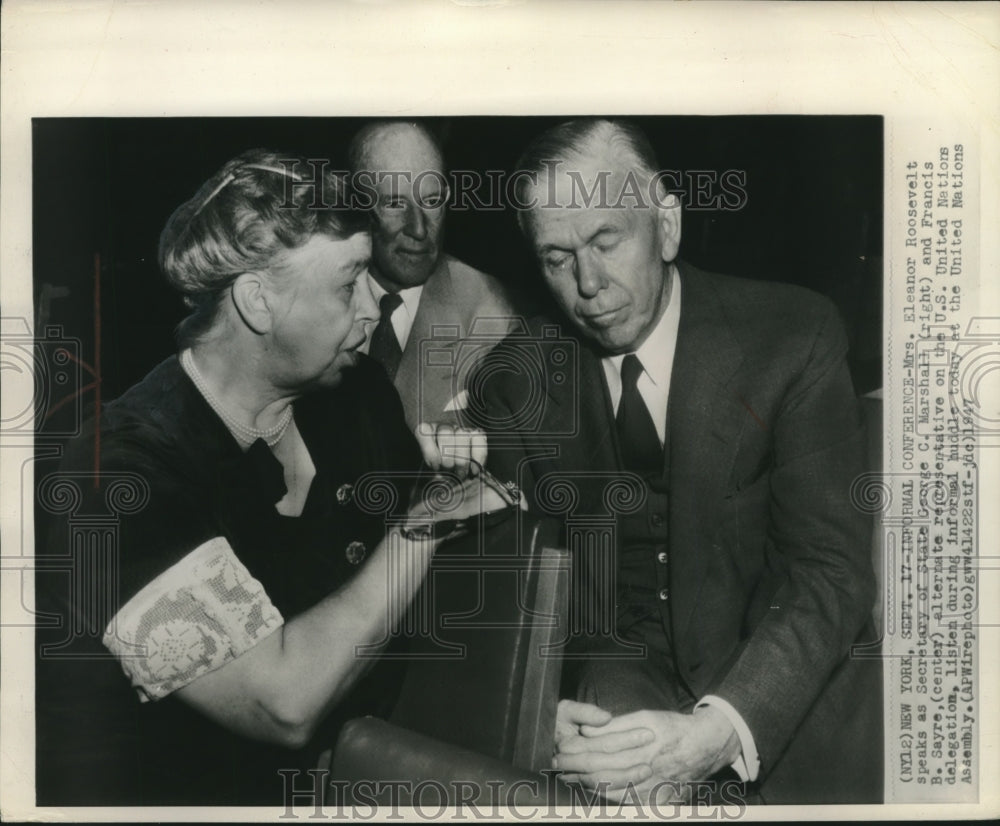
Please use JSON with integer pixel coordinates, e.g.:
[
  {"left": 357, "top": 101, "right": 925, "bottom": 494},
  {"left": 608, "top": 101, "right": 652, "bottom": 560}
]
[{"left": 159, "top": 148, "right": 366, "bottom": 346}]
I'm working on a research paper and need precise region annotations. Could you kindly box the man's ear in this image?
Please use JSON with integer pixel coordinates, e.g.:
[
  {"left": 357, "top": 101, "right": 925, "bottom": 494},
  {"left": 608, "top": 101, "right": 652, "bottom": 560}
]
[
  {"left": 654, "top": 188, "right": 682, "bottom": 263},
  {"left": 230, "top": 272, "right": 273, "bottom": 334}
]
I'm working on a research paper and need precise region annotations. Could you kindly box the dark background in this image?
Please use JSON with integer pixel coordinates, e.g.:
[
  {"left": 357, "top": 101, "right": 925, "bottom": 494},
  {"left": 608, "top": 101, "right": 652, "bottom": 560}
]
[{"left": 32, "top": 116, "right": 882, "bottom": 409}]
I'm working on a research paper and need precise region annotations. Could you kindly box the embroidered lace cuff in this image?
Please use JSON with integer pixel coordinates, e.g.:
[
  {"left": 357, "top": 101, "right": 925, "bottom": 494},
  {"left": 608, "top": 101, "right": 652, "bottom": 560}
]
[{"left": 102, "top": 537, "right": 284, "bottom": 702}]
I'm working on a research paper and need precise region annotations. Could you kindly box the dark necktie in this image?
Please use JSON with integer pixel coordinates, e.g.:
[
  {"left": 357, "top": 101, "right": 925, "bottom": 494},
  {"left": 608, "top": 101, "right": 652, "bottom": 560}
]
[
  {"left": 368, "top": 292, "right": 404, "bottom": 380},
  {"left": 616, "top": 353, "right": 662, "bottom": 476}
]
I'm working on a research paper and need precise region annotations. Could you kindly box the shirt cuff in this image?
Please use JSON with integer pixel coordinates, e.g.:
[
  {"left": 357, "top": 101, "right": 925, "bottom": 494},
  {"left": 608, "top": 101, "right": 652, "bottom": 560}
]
[{"left": 695, "top": 695, "right": 761, "bottom": 783}]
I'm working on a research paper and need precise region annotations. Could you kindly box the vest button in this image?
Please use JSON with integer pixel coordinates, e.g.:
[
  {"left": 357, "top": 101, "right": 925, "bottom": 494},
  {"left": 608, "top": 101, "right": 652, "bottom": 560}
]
[
  {"left": 345, "top": 540, "right": 366, "bottom": 565},
  {"left": 658, "top": 588, "right": 669, "bottom": 601},
  {"left": 657, "top": 551, "right": 668, "bottom": 564},
  {"left": 651, "top": 513, "right": 665, "bottom": 527}
]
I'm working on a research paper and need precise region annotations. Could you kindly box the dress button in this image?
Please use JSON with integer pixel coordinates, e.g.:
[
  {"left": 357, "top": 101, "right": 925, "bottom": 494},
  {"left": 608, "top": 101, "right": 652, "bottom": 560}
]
[
  {"left": 658, "top": 588, "right": 669, "bottom": 601},
  {"left": 657, "top": 551, "right": 668, "bottom": 564},
  {"left": 345, "top": 540, "right": 366, "bottom": 565},
  {"left": 336, "top": 483, "right": 354, "bottom": 506},
  {"left": 651, "top": 513, "right": 665, "bottom": 527}
]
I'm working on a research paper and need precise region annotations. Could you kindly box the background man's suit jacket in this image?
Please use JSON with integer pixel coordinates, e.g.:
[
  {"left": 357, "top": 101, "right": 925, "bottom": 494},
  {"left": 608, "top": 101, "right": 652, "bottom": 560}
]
[
  {"left": 388, "top": 255, "right": 520, "bottom": 430},
  {"left": 467, "top": 262, "right": 883, "bottom": 803}
]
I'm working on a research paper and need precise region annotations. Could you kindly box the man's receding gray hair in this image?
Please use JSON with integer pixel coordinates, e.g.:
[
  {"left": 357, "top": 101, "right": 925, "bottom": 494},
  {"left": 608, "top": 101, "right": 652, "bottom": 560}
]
[
  {"left": 347, "top": 119, "right": 444, "bottom": 174},
  {"left": 512, "top": 118, "right": 661, "bottom": 234}
]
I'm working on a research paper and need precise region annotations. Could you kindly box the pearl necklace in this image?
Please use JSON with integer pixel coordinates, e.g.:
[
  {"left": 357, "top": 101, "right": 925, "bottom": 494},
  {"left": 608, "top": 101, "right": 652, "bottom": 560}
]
[{"left": 180, "top": 349, "right": 292, "bottom": 447}]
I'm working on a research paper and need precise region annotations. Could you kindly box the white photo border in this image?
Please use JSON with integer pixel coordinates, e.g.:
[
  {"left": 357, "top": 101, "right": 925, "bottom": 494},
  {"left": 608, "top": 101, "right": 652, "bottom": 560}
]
[{"left": 2, "top": 0, "right": 998, "bottom": 821}]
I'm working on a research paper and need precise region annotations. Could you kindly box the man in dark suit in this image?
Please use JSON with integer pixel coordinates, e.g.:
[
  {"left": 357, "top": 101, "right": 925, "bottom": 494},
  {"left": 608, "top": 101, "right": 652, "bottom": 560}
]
[
  {"left": 349, "top": 121, "right": 520, "bottom": 431},
  {"left": 466, "top": 119, "right": 881, "bottom": 804}
]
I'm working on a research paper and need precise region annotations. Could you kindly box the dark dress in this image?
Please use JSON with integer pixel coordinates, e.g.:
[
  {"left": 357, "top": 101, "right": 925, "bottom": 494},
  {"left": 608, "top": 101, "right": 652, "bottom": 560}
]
[{"left": 35, "top": 354, "right": 422, "bottom": 805}]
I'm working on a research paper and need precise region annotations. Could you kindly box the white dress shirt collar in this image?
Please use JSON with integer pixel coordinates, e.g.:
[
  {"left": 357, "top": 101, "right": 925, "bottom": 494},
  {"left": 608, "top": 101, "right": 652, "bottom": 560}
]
[
  {"left": 365, "top": 272, "right": 424, "bottom": 351},
  {"left": 600, "top": 266, "right": 682, "bottom": 445}
]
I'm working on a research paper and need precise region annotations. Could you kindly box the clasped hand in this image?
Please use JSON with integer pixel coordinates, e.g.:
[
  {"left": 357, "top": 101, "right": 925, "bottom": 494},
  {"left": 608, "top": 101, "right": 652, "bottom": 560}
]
[{"left": 552, "top": 699, "right": 741, "bottom": 804}]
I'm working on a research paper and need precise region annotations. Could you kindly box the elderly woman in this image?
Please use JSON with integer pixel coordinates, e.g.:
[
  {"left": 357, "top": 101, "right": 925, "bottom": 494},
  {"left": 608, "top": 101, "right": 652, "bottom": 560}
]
[{"left": 36, "top": 149, "right": 505, "bottom": 805}]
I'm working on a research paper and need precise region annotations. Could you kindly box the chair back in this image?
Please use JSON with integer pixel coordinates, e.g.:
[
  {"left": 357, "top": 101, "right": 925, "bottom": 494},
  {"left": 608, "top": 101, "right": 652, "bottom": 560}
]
[{"left": 388, "top": 513, "right": 568, "bottom": 772}]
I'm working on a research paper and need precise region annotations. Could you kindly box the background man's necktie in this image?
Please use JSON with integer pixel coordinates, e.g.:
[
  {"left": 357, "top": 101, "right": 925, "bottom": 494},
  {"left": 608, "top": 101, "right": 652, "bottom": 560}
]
[
  {"left": 368, "top": 292, "right": 404, "bottom": 380},
  {"left": 616, "top": 353, "right": 662, "bottom": 476}
]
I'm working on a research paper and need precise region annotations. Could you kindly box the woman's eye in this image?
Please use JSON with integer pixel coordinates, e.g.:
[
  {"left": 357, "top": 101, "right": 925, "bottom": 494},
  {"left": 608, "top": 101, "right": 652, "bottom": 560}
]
[{"left": 545, "top": 255, "right": 571, "bottom": 271}]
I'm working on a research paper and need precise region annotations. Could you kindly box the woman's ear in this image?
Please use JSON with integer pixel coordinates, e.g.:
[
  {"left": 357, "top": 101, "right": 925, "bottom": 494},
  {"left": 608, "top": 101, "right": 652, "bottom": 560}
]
[
  {"left": 230, "top": 272, "right": 273, "bottom": 334},
  {"left": 654, "top": 187, "right": 683, "bottom": 264}
]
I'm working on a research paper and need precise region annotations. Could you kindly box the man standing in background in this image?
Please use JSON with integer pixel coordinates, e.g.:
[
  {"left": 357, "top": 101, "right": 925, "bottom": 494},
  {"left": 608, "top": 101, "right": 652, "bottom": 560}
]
[{"left": 349, "top": 120, "right": 520, "bottom": 431}]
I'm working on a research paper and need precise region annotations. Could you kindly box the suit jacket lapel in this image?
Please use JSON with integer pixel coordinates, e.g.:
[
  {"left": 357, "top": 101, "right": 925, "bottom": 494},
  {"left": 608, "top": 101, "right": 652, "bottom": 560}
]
[
  {"left": 395, "top": 259, "right": 454, "bottom": 427},
  {"left": 667, "top": 264, "right": 747, "bottom": 645},
  {"left": 578, "top": 343, "right": 619, "bottom": 475},
  {"left": 533, "top": 341, "right": 620, "bottom": 611},
  {"left": 534, "top": 333, "right": 619, "bottom": 488}
]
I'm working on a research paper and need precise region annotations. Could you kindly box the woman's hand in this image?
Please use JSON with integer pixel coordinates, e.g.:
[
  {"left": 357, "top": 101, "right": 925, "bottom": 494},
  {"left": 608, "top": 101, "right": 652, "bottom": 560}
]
[
  {"left": 409, "top": 422, "right": 519, "bottom": 530},
  {"left": 406, "top": 470, "right": 512, "bottom": 529},
  {"left": 414, "top": 423, "right": 487, "bottom": 480}
]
